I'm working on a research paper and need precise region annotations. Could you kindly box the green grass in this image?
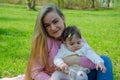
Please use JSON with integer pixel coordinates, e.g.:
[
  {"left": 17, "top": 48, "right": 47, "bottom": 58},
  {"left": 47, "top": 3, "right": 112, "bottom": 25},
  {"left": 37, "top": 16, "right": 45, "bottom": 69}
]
[{"left": 0, "top": 3, "right": 120, "bottom": 79}]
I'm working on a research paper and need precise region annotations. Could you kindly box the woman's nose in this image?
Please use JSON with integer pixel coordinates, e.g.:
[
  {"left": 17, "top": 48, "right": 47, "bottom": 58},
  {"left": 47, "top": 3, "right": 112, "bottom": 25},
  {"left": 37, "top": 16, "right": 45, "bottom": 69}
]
[
  {"left": 74, "top": 44, "right": 78, "bottom": 48},
  {"left": 51, "top": 24, "right": 56, "bottom": 30}
]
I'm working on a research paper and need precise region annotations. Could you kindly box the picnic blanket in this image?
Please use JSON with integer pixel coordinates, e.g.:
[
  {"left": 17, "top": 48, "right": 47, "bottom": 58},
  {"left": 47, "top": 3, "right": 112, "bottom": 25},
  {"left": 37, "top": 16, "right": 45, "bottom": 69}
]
[{"left": 0, "top": 75, "right": 24, "bottom": 80}]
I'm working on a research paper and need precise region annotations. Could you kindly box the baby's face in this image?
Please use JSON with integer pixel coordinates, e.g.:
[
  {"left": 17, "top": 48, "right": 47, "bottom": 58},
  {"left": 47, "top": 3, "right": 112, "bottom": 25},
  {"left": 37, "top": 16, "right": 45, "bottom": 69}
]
[{"left": 64, "top": 35, "right": 82, "bottom": 52}]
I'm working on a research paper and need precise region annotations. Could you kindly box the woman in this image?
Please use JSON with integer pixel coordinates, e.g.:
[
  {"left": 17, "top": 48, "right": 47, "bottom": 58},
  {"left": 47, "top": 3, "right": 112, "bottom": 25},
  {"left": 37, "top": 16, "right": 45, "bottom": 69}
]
[{"left": 24, "top": 3, "right": 114, "bottom": 80}]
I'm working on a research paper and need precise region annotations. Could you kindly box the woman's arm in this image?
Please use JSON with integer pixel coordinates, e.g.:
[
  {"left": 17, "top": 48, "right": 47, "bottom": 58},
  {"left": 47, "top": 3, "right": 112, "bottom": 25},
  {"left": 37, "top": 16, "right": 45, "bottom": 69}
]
[
  {"left": 63, "top": 55, "right": 81, "bottom": 66},
  {"left": 31, "top": 59, "right": 51, "bottom": 80}
]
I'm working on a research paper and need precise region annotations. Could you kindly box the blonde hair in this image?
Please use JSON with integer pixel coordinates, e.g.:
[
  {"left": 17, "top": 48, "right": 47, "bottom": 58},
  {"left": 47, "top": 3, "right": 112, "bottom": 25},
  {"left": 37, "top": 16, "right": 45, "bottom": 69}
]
[{"left": 24, "top": 3, "right": 64, "bottom": 80}]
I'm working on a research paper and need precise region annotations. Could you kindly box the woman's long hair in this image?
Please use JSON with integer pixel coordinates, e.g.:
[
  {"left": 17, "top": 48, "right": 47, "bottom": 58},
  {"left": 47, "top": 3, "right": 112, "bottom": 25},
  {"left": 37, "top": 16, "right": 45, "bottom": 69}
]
[{"left": 24, "top": 3, "right": 64, "bottom": 80}]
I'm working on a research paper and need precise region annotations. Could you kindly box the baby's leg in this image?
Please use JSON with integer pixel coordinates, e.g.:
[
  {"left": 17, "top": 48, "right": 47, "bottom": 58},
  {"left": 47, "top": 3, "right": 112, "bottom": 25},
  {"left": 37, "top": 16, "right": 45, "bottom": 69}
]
[
  {"left": 69, "top": 65, "right": 89, "bottom": 80},
  {"left": 51, "top": 71, "right": 69, "bottom": 80},
  {"left": 76, "top": 71, "right": 88, "bottom": 80}
]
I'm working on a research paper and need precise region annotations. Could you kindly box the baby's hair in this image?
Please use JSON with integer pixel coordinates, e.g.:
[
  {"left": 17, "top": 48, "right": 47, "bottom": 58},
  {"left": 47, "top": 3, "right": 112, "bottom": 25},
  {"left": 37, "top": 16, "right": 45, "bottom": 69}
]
[{"left": 62, "top": 25, "right": 82, "bottom": 41}]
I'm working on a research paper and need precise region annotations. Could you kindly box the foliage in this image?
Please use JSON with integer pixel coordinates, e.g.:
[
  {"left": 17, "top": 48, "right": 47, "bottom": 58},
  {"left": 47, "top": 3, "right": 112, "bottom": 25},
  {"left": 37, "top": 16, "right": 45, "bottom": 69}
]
[
  {"left": 0, "top": 0, "right": 120, "bottom": 9},
  {"left": 0, "top": 3, "right": 120, "bottom": 79}
]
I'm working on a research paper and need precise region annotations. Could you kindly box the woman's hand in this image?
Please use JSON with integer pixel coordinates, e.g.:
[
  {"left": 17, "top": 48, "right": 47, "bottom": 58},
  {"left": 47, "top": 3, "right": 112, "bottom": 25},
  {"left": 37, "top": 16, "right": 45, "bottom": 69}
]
[
  {"left": 96, "top": 62, "right": 106, "bottom": 73},
  {"left": 59, "top": 63, "right": 69, "bottom": 71}
]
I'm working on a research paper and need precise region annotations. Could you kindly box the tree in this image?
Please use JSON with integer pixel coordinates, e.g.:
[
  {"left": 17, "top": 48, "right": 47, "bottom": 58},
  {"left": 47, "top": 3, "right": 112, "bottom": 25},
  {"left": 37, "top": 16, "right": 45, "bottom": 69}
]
[
  {"left": 27, "top": 0, "right": 36, "bottom": 10},
  {"left": 89, "top": 0, "right": 95, "bottom": 8},
  {"left": 107, "top": 0, "right": 111, "bottom": 8},
  {"left": 57, "top": 0, "right": 64, "bottom": 8}
]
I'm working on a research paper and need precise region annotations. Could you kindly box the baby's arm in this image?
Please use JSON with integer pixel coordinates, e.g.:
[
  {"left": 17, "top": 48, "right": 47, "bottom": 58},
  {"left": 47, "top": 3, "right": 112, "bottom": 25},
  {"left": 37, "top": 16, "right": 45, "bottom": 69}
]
[
  {"left": 59, "top": 63, "right": 69, "bottom": 71},
  {"left": 84, "top": 43, "right": 104, "bottom": 65},
  {"left": 54, "top": 57, "right": 69, "bottom": 71},
  {"left": 54, "top": 48, "right": 69, "bottom": 71},
  {"left": 83, "top": 43, "right": 106, "bottom": 72}
]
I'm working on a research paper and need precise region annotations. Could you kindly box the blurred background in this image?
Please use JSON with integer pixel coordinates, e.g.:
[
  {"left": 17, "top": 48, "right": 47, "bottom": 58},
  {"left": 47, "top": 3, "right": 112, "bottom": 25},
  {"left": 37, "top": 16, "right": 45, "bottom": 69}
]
[{"left": 0, "top": 0, "right": 120, "bottom": 10}]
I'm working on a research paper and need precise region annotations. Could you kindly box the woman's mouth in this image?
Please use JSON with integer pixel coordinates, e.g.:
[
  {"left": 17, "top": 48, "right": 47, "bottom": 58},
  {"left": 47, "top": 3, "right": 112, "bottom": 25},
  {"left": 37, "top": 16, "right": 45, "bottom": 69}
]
[{"left": 53, "top": 30, "right": 59, "bottom": 34}]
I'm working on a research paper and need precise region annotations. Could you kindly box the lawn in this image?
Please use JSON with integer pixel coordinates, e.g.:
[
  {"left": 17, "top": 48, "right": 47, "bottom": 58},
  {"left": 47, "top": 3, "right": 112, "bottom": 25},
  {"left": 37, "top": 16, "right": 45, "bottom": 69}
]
[{"left": 0, "top": 3, "right": 120, "bottom": 80}]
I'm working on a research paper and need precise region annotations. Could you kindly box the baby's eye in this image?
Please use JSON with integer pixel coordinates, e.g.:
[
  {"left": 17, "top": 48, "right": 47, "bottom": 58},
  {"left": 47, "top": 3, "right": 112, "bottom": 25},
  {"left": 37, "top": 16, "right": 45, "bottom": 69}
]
[
  {"left": 70, "top": 43, "right": 74, "bottom": 45},
  {"left": 77, "top": 42, "right": 81, "bottom": 44}
]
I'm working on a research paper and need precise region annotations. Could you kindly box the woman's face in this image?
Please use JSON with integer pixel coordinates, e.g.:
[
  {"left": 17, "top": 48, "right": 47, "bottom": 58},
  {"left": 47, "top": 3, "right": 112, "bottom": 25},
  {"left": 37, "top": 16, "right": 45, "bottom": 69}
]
[{"left": 43, "top": 11, "right": 65, "bottom": 39}]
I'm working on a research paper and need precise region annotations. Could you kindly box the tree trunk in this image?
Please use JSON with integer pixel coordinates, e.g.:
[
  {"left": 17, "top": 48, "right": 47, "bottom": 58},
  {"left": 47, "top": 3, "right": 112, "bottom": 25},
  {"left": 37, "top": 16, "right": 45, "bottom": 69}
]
[
  {"left": 31, "top": 0, "right": 36, "bottom": 10},
  {"left": 58, "top": 0, "right": 60, "bottom": 7},
  {"left": 91, "top": 0, "right": 95, "bottom": 8},
  {"left": 107, "top": 0, "right": 110, "bottom": 8},
  {"left": 27, "top": 0, "right": 31, "bottom": 10},
  {"left": 58, "top": 0, "right": 64, "bottom": 8},
  {"left": 89, "top": 0, "right": 95, "bottom": 8},
  {"left": 27, "top": 0, "right": 36, "bottom": 11}
]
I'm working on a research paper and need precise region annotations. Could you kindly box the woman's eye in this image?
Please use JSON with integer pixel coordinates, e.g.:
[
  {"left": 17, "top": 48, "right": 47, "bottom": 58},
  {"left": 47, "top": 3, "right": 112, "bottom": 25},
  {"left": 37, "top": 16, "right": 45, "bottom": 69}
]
[
  {"left": 54, "top": 20, "right": 58, "bottom": 24},
  {"left": 44, "top": 24, "right": 50, "bottom": 28}
]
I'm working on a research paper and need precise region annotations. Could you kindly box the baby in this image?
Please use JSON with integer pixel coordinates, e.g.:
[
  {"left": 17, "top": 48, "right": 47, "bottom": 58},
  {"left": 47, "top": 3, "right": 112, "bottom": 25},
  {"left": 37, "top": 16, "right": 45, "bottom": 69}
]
[{"left": 54, "top": 26, "right": 106, "bottom": 80}]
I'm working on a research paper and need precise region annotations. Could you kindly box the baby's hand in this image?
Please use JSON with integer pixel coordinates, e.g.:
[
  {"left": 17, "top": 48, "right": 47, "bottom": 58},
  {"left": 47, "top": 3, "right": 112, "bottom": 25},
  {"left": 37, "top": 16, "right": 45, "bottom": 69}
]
[
  {"left": 96, "top": 62, "right": 106, "bottom": 73},
  {"left": 59, "top": 63, "right": 69, "bottom": 71}
]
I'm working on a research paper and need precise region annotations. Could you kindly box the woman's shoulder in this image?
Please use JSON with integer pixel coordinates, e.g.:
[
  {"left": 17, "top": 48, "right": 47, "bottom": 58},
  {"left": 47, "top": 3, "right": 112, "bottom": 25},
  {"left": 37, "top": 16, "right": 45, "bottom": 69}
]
[
  {"left": 47, "top": 37, "right": 62, "bottom": 50},
  {"left": 47, "top": 37, "right": 62, "bottom": 43}
]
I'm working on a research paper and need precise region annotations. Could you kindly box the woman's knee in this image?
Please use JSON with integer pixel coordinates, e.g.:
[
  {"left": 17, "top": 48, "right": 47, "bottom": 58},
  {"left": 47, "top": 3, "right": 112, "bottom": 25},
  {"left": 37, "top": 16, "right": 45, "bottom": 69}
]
[
  {"left": 98, "top": 55, "right": 114, "bottom": 80},
  {"left": 100, "top": 55, "right": 113, "bottom": 70},
  {"left": 100, "top": 55, "right": 112, "bottom": 64}
]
